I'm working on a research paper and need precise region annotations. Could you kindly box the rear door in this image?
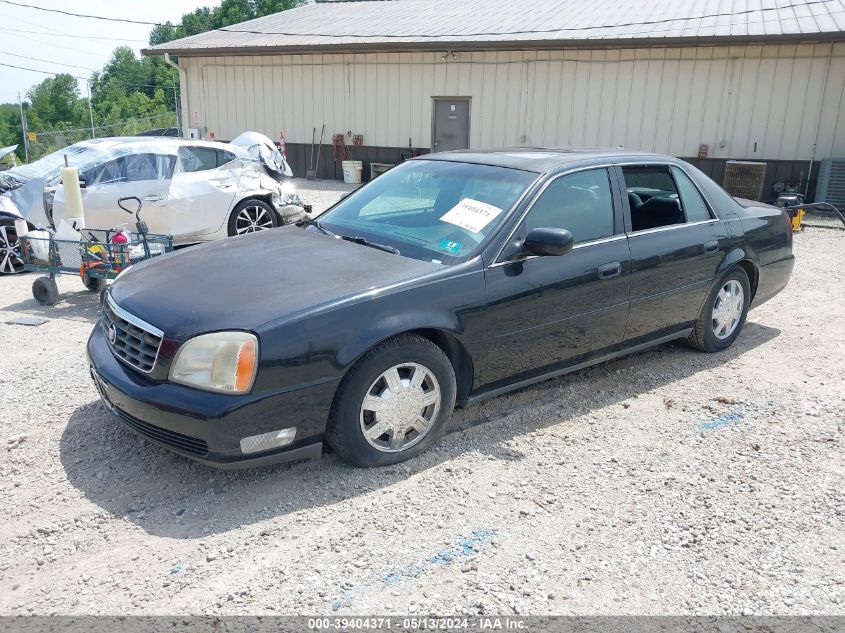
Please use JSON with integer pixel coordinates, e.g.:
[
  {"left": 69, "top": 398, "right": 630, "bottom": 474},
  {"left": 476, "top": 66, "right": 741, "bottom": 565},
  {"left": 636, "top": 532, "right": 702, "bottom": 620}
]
[
  {"left": 617, "top": 163, "right": 732, "bottom": 340},
  {"left": 471, "top": 167, "right": 631, "bottom": 390}
]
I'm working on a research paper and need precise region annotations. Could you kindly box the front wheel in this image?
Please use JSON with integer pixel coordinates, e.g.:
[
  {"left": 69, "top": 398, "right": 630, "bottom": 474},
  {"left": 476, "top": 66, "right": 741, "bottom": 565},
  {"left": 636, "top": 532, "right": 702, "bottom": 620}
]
[
  {"left": 688, "top": 267, "right": 751, "bottom": 352},
  {"left": 326, "top": 335, "right": 457, "bottom": 467},
  {"left": 227, "top": 199, "right": 278, "bottom": 237},
  {"left": 32, "top": 276, "right": 59, "bottom": 305}
]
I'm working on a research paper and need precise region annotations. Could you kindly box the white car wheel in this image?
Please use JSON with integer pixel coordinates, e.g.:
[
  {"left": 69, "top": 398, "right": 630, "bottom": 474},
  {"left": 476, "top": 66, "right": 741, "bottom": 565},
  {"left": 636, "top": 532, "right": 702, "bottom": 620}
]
[{"left": 227, "top": 199, "right": 278, "bottom": 237}]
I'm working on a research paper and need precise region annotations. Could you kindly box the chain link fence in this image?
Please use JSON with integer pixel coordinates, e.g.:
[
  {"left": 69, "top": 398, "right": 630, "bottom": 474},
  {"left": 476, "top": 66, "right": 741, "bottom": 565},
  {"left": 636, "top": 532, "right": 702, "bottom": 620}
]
[{"left": 27, "top": 113, "right": 179, "bottom": 161}]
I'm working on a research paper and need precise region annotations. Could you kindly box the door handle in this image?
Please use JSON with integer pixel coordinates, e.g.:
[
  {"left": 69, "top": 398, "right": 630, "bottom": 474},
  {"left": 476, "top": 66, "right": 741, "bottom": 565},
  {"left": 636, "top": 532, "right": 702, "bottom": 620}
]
[
  {"left": 142, "top": 195, "right": 165, "bottom": 202},
  {"left": 597, "top": 261, "right": 622, "bottom": 280},
  {"left": 703, "top": 240, "right": 719, "bottom": 254}
]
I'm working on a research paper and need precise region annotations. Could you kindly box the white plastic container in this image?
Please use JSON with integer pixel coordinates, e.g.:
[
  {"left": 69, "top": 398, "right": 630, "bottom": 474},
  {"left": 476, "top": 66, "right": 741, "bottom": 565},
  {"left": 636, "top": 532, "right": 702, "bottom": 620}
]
[{"left": 342, "top": 160, "right": 363, "bottom": 184}]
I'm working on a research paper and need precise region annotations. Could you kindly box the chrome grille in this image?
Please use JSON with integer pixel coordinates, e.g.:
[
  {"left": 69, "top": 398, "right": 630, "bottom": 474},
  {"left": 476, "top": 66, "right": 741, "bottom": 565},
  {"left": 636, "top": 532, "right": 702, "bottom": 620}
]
[{"left": 102, "top": 295, "right": 163, "bottom": 374}]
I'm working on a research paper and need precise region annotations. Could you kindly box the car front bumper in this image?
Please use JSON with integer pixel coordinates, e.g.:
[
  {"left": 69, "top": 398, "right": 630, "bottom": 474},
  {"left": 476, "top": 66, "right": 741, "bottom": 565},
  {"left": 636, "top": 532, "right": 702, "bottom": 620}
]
[
  {"left": 274, "top": 202, "right": 306, "bottom": 224},
  {"left": 86, "top": 325, "right": 337, "bottom": 469}
]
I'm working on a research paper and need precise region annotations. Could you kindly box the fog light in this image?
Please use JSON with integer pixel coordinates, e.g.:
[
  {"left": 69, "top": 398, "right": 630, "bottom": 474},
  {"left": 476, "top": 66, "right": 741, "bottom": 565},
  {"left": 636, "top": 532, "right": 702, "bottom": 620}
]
[{"left": 240, "top": 427, "right": 297, "bottom": 454}]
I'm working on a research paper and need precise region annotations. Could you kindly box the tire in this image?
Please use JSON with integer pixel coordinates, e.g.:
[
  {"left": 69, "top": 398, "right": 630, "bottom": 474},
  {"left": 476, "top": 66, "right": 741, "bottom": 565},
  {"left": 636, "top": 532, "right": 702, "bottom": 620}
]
[
  {"left": 326, "top": 335, "right": 457, "bottom": 467},
  {"left": 687, "top": 267, "right": 751, "bottom": 352},
  {"left": 82, "top": 273, "right": 107, "bottom": 293},
  {"left": 32, "top": 276, "right": 59, "bottom": 306},
  {"left": 227, "top": 199, "right": 279, "bottom": 237},
  {"left": 0, "top": 218, "right": 24, "bottom": 275}
]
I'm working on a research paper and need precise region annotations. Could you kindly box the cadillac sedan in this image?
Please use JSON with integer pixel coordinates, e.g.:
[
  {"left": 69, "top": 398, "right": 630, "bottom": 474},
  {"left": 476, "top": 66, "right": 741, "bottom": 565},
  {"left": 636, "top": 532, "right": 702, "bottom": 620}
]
[{"left": 87, "top": 149, "right": 794, "bottom": 468}]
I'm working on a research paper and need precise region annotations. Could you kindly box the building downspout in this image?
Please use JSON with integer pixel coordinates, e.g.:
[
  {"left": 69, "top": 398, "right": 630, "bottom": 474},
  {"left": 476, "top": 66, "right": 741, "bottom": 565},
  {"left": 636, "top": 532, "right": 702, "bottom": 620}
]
[
  {"left": 805, "top": 42, "right": 833, "bottom": 198},
  {"left": 164, "top": 53, "right": 187, "bottom": 137}
]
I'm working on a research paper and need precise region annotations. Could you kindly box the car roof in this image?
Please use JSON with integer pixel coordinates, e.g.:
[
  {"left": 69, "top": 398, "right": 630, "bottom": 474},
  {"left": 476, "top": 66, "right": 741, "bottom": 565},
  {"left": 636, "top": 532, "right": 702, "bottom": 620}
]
[
  {"left": 418, "top": 148, "right": 676, "bottom": 174},
  {"left": 70, "top": 136, "right": 243, "bottom": 155}
]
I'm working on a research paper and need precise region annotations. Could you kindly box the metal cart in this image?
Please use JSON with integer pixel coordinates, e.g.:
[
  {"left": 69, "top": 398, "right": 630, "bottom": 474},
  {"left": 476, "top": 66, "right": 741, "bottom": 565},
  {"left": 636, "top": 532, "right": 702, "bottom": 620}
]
[{"left": 19, "top": 197, "right": 173, "bottom": 305}]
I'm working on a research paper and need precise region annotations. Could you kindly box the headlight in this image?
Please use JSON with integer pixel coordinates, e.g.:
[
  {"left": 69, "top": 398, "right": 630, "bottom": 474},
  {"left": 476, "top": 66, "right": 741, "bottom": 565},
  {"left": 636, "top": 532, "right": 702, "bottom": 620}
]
[
  {"left": 169, "top": 332, "right": 258, "bottom": 394},
  {"left": 276, "top": 181, "right": 301, "bottom": 206}
]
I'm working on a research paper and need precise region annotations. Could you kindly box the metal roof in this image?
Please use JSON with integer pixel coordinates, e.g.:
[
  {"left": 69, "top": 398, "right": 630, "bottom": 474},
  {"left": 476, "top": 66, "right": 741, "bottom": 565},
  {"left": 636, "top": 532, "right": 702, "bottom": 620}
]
[{"left": 145, "top": 0, "right": 845, "bottom": 56}]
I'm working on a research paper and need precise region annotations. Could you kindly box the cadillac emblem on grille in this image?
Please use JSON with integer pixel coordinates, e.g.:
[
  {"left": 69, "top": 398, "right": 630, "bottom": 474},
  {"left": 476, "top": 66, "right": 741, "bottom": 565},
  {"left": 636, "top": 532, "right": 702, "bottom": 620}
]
[{"left": 103, "top": 295, "right": 164, "bottom": 374}]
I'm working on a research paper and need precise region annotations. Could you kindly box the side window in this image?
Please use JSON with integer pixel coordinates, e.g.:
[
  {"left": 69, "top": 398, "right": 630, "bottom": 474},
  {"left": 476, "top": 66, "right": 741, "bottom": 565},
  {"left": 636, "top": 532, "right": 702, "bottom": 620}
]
[
  {"left": 123, "top": 154, "right": 162, "bottom": 182},
  {"left": 217, "top": 150, "right": 237, "bottom": 166},
  {"left": 671, "top": 166, "right": 712, "bottom": 222},
  {"left": 522, "top": 169, "right": 615, "bottom": 244},
  {"left": 90, "top": 154, "right": 175, "bottom": 185},
  {"left": 622, "top": 166, "right": 683, "bottom": 232},
  {"left": 178, "top": 147, "right": 219, "bottom": 172}
]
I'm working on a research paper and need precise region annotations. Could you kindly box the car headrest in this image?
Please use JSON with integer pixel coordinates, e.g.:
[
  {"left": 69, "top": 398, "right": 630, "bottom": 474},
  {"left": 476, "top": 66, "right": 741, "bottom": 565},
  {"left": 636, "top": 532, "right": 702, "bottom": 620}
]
[{"left": 633, "top": 196, "right": 682, "bottom": 230}]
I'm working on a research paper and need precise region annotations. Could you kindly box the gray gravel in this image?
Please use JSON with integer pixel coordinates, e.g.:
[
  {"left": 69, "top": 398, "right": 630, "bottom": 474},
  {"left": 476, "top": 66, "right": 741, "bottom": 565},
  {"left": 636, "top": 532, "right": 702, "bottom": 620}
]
[
  {"left": 293, "top": 177, "right": 359, "bottom": 217},
  {"left": 0, "top": 227, "right": 843, "bottom": 616}
]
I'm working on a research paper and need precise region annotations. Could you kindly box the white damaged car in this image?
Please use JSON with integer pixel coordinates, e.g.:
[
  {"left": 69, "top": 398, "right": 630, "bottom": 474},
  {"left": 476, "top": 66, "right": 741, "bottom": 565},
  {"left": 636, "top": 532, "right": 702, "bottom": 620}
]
[{"left": 0, "top": 132, "right": 304, "bottom": 274}]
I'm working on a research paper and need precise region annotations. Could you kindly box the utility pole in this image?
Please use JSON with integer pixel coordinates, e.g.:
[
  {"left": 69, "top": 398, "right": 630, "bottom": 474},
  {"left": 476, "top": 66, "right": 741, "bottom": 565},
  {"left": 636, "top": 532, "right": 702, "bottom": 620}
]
[
  {"left": 85, "top": 79, "right": 95, "bottom": 138},
  {"left": 17, "top": 92, "right": 28, "bottom": 163}
]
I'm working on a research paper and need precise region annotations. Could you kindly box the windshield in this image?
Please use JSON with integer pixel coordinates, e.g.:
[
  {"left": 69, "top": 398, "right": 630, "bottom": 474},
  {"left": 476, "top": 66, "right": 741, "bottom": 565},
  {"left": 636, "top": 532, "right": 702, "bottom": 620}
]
[{"left": 316, "top": 159, "right": 536, "bottom": 264}]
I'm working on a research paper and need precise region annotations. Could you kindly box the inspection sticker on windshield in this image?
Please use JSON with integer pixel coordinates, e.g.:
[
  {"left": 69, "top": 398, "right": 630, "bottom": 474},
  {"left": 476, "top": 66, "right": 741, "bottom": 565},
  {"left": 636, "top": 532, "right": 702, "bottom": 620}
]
[{"left": 439, "top": 198, "right": 504, "bottom": 234}]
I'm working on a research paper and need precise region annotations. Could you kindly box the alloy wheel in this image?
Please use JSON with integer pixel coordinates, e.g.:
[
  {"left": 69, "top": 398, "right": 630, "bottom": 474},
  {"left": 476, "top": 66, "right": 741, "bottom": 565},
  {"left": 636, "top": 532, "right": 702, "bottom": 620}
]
[
  {"left": 711, "top": 279, "right": 744, "bottom": 340},
  {"left": 359, "top": 362, "right": 441, "bottom": 453},
  {"left": 0, "top": 223, "right": 23, "bottom": 275},
  {"left": 234, "top": 205, "right": 275, "bottom": 234}
]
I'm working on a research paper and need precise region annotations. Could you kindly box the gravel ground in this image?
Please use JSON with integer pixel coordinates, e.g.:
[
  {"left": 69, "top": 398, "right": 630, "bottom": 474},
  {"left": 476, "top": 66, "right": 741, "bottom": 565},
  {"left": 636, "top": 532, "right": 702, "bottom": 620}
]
[
  {"left": 0, "top": 227, "right": 843, "bottom": 617},
  {"left": 293, "top": 177, "right": 359, "bottom": 217}
]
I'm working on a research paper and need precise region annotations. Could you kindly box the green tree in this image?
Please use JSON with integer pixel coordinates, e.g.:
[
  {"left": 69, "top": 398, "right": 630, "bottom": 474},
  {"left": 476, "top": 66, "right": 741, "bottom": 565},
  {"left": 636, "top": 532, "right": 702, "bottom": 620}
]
[
  {"left": 26, "top": 74, "right": 85, "bottom": 130},
  {"left": 149, "top": 0, "right": 305, "bottom": 45}
]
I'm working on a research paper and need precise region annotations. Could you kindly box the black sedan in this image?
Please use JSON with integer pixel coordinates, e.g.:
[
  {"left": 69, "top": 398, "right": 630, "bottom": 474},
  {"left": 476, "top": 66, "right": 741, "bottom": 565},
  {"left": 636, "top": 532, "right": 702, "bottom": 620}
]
[{"left": 87, "top": 149, "right": 794, "bottom": 468}]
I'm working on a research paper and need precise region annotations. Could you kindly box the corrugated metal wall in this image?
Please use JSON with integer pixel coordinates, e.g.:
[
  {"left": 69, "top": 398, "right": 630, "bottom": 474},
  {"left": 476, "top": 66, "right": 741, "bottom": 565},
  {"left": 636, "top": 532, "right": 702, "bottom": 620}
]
[{"left": 178, "top": 42, "right": 845, "bottom": 161}]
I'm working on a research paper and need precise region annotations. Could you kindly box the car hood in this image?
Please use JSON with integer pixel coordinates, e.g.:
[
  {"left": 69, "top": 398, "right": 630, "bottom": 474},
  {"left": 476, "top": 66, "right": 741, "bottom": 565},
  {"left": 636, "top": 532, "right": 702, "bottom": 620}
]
[{"left": 109, "top": 227, "right": 443, "bottom": 340}]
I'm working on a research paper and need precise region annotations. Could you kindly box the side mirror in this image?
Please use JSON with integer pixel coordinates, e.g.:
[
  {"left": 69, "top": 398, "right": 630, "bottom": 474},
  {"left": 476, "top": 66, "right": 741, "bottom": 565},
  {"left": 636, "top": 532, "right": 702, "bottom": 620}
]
[
  {"left": 523, "top": 227, "right": 574, "bottom": 257},
  {"left": 78, "top": 179, "right": 86, "bottom": 189}
]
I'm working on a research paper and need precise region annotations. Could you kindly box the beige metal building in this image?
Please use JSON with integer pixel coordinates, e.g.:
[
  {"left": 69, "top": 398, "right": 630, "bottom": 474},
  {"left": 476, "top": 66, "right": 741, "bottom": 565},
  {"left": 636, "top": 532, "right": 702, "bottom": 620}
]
[{"left": 146, "top": 0, "right": 845, "bottom": 200}]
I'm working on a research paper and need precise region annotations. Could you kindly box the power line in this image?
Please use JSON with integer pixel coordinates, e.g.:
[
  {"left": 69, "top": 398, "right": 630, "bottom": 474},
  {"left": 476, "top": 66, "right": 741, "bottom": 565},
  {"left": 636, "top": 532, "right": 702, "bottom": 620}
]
[
  {"left": 0, "top": 25, "right": 148, "bottom": 42},
  {"left": 0, "top": 0, "right": 160, "bottom": 25},
  {"left": 0, "top": 60, "right": 86, "bottom": 79},
  {"left": 215, "top": 0, "right": 836, "bottom": 39},
  {"left": 0, "top": 51, "right": 97, "bottom": 71},
  {"left": 0, "top": 29, "right": 122, "bottom": 57}
]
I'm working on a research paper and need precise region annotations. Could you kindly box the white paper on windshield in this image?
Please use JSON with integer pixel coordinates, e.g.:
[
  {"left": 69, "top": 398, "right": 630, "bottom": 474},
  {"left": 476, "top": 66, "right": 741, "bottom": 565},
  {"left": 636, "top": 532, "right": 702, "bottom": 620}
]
[{"left": 439, "top": 198, "right": 504, "bottom": 234}]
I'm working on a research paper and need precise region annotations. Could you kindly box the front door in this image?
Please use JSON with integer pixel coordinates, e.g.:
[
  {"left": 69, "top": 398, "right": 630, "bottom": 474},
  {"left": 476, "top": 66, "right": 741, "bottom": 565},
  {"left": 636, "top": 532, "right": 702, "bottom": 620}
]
[
  {"left": 161, "top": 146, "right": 241, "bottom": 241},
  {"left": 60, "top": 153, "right": 172, "bottom": 230},
  {"left": 432, "top": 98, "right": 470, "bottom": 153},
  {"left": 469, "top": 167, "right": 631, "bottom": 391}
]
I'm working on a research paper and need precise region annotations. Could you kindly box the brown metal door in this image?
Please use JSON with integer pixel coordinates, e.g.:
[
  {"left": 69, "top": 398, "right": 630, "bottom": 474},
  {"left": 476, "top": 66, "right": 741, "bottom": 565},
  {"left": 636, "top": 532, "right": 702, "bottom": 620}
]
[{"left": 432, "top": 98, "right": 470, "bottom": 152}]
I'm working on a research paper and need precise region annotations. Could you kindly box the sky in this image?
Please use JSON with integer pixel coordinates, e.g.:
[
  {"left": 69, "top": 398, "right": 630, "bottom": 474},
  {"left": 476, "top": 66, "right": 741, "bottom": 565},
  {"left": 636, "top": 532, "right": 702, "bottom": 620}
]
[{"left": 0, "top": 0, "right": 221, "bottom": 104}]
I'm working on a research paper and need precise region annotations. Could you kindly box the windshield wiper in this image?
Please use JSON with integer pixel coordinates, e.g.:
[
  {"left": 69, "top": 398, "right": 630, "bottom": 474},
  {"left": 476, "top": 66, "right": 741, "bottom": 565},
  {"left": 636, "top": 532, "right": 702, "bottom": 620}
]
[
  {"left": 300, "top": 217, "right": 336, "bottom": 236},
  {"left": 339, "top": 235, "right": 401, "bottom": 255}
]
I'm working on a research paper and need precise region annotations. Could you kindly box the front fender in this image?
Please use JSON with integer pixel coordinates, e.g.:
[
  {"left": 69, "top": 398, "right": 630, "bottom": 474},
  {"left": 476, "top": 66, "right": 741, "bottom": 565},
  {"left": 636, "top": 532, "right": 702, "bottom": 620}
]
[{"left": 253, "top": 264, "right": 487, "bottom": 397}]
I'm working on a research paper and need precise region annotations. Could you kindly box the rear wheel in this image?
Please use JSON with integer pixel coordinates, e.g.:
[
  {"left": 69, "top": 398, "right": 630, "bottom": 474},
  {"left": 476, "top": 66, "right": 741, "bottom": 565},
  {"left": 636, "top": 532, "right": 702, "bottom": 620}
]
[
  {"left": 688, "top": 267, "right": 751, "bottom": 352},
  {"left": 0, "top": 219, "right": 24, "bottom": 275},
  {"left": 326, "top": 335, "right": 457, "bottom": 467},
  {"left": 227, "top": 199, "right": 278, "bottom": 237},
  {"left": 82, "top": 273, "right": 107, "bottom": 293}
]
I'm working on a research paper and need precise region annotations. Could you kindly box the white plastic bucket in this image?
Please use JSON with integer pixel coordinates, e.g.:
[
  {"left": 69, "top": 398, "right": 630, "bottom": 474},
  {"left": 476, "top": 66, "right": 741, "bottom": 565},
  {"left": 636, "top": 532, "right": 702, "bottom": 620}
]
[{"left": 342, "top": 160, "right": 363, "bottom": 184}]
